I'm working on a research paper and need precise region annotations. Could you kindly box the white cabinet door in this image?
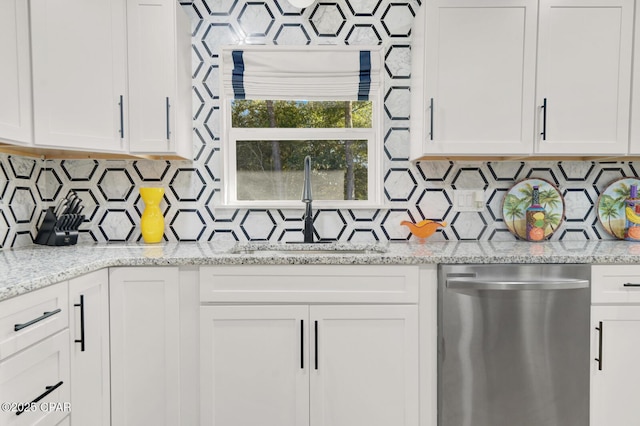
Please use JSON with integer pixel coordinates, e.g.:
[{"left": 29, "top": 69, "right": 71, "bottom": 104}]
[
  {"left": 200, "top": 305, "right": 309, "bottom": 426},
  {"left": 310, "top": 305, "right": 418, "bottom": 426},
  {"left": 0, "top": 330, "right": 70, "bottom": 426},
  {"left": 69, "top": 270, "right": 110, "bottom": 426},
  {"left": 536, "top": 0, "right": 633, "bottom": 155},
  {"left": 109, "top": 267, "right": 181, "bottom": 426},
  {"left": 127, "top": 0, "right": 192, "bottom": 158},
  {"left": 411, "top": 0, "right": 537, "bottom": 158},
  {"left": 30, "top": 0, "right": 127, "bottom": 152},
  {"left": 591, "top": 306, "right": 640, "bottom": 426},
  {"left": 0, "top": 0, "right": 32, "bottom": 145},
  {"left": 628, "top": 0, "right": 640, "bottom": 154}
]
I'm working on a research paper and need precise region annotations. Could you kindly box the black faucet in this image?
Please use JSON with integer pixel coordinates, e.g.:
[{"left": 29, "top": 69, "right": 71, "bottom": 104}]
[{"left": 302, "top": 155, "right": 314, "bottom": 243}]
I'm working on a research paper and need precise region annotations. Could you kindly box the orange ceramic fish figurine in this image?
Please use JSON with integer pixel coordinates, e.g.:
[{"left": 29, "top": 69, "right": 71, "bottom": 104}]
[{"left": 401, "top": 219, "right": 447, "bottom": 239}]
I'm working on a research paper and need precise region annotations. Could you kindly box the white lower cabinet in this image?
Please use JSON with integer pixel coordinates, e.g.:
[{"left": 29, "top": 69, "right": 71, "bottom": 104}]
[
  {"left": 201, "top": 304, "right": 418, "bottom": 426},
  {"left": 200, "top": 305, "right": 309, "bottom": 426},
  {"left": 590, "top": 265, "right": 640, "bottom": 425},
  {"left": 109, "top": 267, "right": 182, "bottom": 426},
  {"left": 0, "top": 330, "right": 71, "bottom": 426},
  {"left": 309, "top": 305, "right": 418, "bottom": 426},
  {"left": 590, "top": 306, "right": 640, "bottom": 425},
  {"left": 200, "top": 264, "right": 420, "bottom": 426},
  {"left": 0, "top": 282, "right": 69, "bottom": 426},
  {"left": 68, "top": 270, "right": 110, "bottom": 426}
]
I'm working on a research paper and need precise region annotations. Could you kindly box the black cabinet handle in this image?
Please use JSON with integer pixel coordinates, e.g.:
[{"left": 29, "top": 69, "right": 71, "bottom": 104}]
[
  {"left": 540, "top": 98, "right": 547, "bottom": 141},
  {"left": 119, "top": 95, "right": 124, "bottom": 139},
  {"left": 166, "top": 97, "right": 171, "bottom": 140},
  {"left": 300, "top": 320, "right": 304, "bottom": 369},
  {"left": 15, "top": 381, "right": 64, "bottom": 416},
  {"left": 595, "top": 321, "right": 603, "bottom": 371},
  {"left": 14, "top": 308, "right": 62, "bottom": 332},
  {"left": 429, "top": 97, "right": 434, "bottom": 141},
  {"left": 623, "top": 283, "right": 640, "bottom": 287},
  {"left": 314, "top": 320, "right": 318, "bottom": 370},
  {"left": 74, "top": 295, "right": 85, "bottom": 352}
]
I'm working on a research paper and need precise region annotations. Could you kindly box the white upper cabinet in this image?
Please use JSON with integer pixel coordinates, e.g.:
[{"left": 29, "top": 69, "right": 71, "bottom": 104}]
[
  {"left": 3, "top": 0, "right": 192, "bottom": 158},
  {"left": 411, "top": 0, "right": 635, "bottom": 158},
  {"left": 0, "top": 0, "right": 33, "bottom": 145},
  {"left": 628, "top": 0, "right": 640, "bottom": 154},
  {"left": 536, "top": 0, "right": 633, "bottom": 155},
  {"left": 411, "top": 0, "right": 537, "bottom": 157},
  {"left": 30, "top": 0, "right": 128, "bottom": 152},
  {"left": 126, "top": 0, "right": 192, "bottom": 158}
]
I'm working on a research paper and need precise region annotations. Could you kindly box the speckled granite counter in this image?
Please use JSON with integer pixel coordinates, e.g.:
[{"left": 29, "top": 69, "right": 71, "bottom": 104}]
[{"left": 1, "top": 240, "right": 639, "bottom": 302}]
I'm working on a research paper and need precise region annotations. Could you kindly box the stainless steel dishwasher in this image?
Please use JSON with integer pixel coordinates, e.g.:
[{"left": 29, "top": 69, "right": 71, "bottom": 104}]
[{"left": 438, "top": 264, "right": 590, "bottom": 426}]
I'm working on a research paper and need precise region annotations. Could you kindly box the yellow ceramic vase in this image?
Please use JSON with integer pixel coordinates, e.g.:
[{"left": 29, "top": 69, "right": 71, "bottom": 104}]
[{"left": 140, "top": 187, "right": 165, "bottom": 243}]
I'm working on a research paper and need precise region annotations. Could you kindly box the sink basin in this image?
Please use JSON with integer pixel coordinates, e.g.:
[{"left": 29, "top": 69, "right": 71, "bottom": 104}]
[{"left": 230, "top": 243, "right": 388, "bottom": 255}]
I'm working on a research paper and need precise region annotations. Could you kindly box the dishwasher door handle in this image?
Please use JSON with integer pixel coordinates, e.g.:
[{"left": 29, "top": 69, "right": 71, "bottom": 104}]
[{"left": 446, "top": 278, "right": 589, "bottom": 290}]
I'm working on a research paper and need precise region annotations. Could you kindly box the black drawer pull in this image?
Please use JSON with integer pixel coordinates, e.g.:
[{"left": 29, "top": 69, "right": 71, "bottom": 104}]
[
  {"left": 595, "top": 321, "right": 603, "bottom": 371},
  {"left": 74, "top": 295, "right": 85, "bottom": 351},
  {"left": 314, "top": 320, "right": 318, "bottom": 370},
  {"left": 14, "top": 308, "right": 62, "bottom": 332},
  {"left": 623, "top": 283, "right": 640, "bottom": 287},
  {"left": 15, "top": 381, "right": 64, "bottom": 416},
  {"left": 429, "top": 97, "right": 434, "bottom": 141},
  {"left": 166, "top": 97, "right": 171, "bottom": 140},
  {"left": 540, "top": 98, "right": 547, "bottom": 140},
  {"left": 119, "top": 95, "right": 124, "bottom": 139}
]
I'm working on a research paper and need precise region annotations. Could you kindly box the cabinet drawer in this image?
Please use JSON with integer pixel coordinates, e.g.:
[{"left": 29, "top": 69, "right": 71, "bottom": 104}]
[
  {"left": 0, "top": 330, "right": 71, "bottom": 426},
  {"left": 592, "top": 265, "right": 640, "bottom": 304},
  {"left": 0, "top": 283, "right": 68, "bottom": 361},
  {"left": 200, "top": 265, "right": 419, "bottom": 303}
]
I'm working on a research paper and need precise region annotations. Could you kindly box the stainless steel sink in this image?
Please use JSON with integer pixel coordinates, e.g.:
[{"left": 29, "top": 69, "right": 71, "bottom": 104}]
[{"left": 230, "top": 243, "right": 388, "bottom": 255}]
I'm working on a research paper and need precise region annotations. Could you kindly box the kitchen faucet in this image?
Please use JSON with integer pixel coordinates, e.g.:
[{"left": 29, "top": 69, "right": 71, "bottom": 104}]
[{"left": 302, "top": 155, "right": 314, "bottom": 243}]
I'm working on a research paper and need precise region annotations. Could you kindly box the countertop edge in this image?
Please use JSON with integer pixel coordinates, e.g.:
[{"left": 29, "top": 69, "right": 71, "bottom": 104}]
[{"left": 0, "top": 240, "right": 637, "bottom": 302}]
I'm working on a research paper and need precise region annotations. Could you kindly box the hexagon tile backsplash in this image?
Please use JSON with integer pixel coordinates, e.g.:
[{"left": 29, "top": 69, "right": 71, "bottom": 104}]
[
  {"left": 0, "top": 0, "right": 631, "bottom": 248},
  {"left": 0, "top": 151, "right": 633, "bottom": 248}
]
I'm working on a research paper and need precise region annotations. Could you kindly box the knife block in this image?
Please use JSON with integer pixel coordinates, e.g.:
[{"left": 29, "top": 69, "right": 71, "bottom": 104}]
[{"left": 35, "top": 208, "right": 85, "bottom": 246}]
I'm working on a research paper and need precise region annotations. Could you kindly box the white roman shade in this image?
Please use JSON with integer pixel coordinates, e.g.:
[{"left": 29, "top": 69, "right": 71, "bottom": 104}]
[{"left": 221, "top": 46, "right": 382, "bottom": 101}]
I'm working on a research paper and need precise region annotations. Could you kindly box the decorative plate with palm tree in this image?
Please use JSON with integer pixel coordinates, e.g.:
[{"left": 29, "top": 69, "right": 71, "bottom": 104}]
[
  {"left": 502, "top": 178, "right": 565, "bottom": 241},
  {"left": 597, "top": 177, "right": 640, "bottom": 239}
]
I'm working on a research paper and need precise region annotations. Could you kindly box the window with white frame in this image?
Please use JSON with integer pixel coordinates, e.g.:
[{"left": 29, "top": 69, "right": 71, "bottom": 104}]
[{"left": 220, "top": 45, "right": 384, "bottom": 208}]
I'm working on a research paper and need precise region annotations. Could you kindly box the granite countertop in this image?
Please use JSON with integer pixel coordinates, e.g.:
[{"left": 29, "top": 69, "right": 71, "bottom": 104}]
[{"left": 1, "top": 239, "right": 639, "bottom": 302}]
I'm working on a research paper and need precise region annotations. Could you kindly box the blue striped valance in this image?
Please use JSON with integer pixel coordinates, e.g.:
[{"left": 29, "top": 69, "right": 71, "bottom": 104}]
[{"left": 222, "top": 46, "right": 382, "bottom": 102}]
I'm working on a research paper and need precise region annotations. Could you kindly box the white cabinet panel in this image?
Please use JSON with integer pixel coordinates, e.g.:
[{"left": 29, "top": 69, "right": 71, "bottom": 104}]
[
  {"left": 69, "top": 270, "right": 110, "bottom": 426},
  {"left": 590, "top": 306, "right": 640, "bottom": 425},
  {"left": 30, "top": 0, "right": 127, "bottom": 152},
  {"left": 412, "top": 0, "right": 634, "bottom": 158},
  {"left": 309, "top": 305, "right": 418, "bottom": 426},
  {"left": 127, "top": 0, "right": 192, "bottom": 157},
  {"left": 536, "top": 0, "right": 633, "bottom": 154},
  {"left": 200, "top": 265, "right": 419, "bottom": 303},
  {"left": 201, "top": 304, "right": 418, "bottom": 426},
  {"left": 591, "top": 264, "right": 640, "bottom": 304},
  {"left": 0, "top": 0, "right": 32, "bottom": 145},
  {"left": 0, "top": 282, "right": 68, "bottom": 361},
  {"left": 628, "top": 0, "right": 640, "bottom": 154},
  {"left": 0, "top": 330, "right": 71, "bottom": 426},
  {"left": 109, "top": 267, "right": 181, "bottom": 426},
  {"left": 200, "top": 305, "right": 309, "bottom": 426},
  {"left": 416, "top": 0, "right": 536, "bottom": 156}
]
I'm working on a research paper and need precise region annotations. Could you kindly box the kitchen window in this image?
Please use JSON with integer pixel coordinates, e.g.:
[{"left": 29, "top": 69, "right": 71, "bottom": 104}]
[{"left": 220, "top": 45, "right": 384, "bottom": 208}]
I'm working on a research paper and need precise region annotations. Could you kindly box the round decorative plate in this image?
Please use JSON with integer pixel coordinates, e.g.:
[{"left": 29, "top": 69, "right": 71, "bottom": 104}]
[
  {"left": 501, "top": 178, "right": 565, "bottom": 241},
  {"left": 597, "top": 177, "right": 640, "bottom": 240}
]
